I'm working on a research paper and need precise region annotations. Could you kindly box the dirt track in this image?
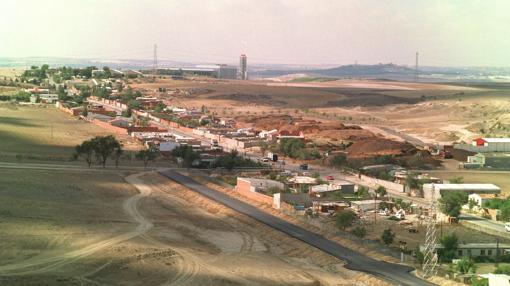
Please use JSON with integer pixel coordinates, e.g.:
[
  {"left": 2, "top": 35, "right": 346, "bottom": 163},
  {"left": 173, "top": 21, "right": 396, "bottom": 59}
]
[
  {"left": 0, "top": 172, "right": 153, "bottom": 276},
  {"left": 0, "top": 168, "right": 385, "bottom": 285}
]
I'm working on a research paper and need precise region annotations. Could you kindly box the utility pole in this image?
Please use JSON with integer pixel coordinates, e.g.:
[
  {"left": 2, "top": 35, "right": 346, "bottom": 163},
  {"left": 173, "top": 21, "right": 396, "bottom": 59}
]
[
  {"left": 153, "top": 44, "right": 158, "bottom": 76},
  {"left": 415, "top": 52, "right": 419, "bottom": 82}
]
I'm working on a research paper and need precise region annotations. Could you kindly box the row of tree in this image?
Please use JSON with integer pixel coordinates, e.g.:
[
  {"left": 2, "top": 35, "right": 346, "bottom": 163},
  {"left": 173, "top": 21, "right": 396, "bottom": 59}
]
[{"left": 74, "top": 136, "right": 159, "bottom": 168}]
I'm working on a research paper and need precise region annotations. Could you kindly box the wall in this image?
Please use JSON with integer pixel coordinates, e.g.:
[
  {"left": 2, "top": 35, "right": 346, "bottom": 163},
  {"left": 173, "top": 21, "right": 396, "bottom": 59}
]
[
  {"left": 360, "top": 174, "right": 405, "bottom": 193},
  {"left": 81, "top": 117, "right": 128, "bottom": 135},
  {"left": 235, "top": 178, "right": 276, "bottom": 206}
]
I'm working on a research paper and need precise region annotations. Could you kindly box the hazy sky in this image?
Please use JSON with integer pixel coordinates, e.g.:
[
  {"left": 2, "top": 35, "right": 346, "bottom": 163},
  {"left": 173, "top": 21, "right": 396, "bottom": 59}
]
[{"left": 1, "top": 0, "right": 509, "bottom": 66}]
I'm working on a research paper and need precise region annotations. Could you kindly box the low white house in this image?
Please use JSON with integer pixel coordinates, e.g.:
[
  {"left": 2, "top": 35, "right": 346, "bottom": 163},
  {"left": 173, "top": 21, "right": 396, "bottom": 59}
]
[{"left": 468, "top": 193, "right": 502, "bottom": 207}]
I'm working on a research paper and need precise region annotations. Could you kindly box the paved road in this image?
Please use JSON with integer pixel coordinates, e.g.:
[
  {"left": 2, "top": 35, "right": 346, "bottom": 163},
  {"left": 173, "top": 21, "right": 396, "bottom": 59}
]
[
  {"left": 460, "top": 213, "right": 510, "bottom": 238},
  {"left": 160, "top": 169, "right": 435, "bottom": 286}
]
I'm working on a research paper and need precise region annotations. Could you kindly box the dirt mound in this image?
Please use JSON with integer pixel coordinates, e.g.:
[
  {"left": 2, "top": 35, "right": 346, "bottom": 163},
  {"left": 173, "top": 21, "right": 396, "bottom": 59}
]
[
  {"left": 235, "top": 114, "right": 293, "bottom": 129},
  {"left": 317, "top": 129, "right": 376, "bottom": 141},
  {"left": 346, "top": 138, "right": 416, "bottom": 158}
]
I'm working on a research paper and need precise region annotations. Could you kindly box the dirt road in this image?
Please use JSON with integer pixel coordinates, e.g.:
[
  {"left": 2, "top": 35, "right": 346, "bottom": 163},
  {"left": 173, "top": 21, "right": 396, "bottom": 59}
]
[{"left": 0, "top": 172, "right": 153, "bottom": 276}]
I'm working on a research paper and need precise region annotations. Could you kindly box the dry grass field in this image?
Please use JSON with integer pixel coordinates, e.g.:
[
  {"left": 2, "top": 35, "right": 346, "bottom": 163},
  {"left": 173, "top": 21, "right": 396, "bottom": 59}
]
[
  {"left": 0, "top": 103, "right": 139, "bottom": 160},
  {"left": 0, "top": 68, "right": 23, "bottom": 80}
]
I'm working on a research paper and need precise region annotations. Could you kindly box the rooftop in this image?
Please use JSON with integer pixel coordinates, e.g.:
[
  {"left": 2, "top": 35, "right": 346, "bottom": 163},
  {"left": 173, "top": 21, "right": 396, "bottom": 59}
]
[
  {"left": 480, "top": 138, "right": 510, "bottom": 143},
  {"left": 425, "top": 183, "right": 501, "bottom": 191}
]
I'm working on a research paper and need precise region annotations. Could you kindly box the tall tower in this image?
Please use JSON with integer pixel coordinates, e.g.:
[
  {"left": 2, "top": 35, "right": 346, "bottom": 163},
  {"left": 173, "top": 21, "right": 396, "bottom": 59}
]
[
  {"left": 153, "top": 44, "right": 158, "bottom": 75},
  {"left": 415, "top": 52, "right": 419, "bottom": 82},
  {"left": 422, "top": 184, "right": 438, "bottom": 278},
  {"left": 239, "top": 54, "right": 247, "bottom": 80}
]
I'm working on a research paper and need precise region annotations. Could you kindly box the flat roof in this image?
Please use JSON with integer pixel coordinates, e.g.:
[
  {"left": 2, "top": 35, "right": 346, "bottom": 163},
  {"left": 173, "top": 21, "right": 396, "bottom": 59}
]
[
  {"left": 425, "top": 183, "right": 501, "bottom": 191},
  {"left": 481, "top": 138, "right": 510, "bottom": 143}
]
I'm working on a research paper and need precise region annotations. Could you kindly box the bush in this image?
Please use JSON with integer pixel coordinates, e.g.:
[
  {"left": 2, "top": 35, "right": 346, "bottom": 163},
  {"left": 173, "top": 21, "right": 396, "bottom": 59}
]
[
  {"left": 351, "top": 225, "right": 367, "bottom": 239},
  {"left": 381, "top": 228, "right": 395, "bottom": 246},
  {"left": 494, "top": 265, "right": 510, "bottom": 274}
]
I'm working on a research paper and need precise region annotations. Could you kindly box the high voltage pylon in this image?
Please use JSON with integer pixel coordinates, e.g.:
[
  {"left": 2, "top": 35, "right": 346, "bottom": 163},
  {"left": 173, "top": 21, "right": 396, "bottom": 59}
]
[
  {"left": 415, "top": 52, "right": 419, "bottom": 82},
  {"left": 422, "top": 184, "right": 438, "bottom": 278},
  {"left": 153, "top": 44, "right": 158, "bottom": 75}
]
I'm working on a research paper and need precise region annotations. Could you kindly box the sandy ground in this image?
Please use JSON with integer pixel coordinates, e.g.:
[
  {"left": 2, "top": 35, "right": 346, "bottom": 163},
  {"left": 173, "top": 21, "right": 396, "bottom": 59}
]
[
  {"left": 0, "top": 168, "right": 387, "bottom": 286},
  {"left": 267, "top": 79, "right": 478, "bottom": 91}
]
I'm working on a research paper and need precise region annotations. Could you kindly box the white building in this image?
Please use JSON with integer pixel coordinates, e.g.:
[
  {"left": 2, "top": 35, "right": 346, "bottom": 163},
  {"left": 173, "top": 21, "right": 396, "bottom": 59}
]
[{"left": 468, "top": 193, "right": 502, "bottom": 207}]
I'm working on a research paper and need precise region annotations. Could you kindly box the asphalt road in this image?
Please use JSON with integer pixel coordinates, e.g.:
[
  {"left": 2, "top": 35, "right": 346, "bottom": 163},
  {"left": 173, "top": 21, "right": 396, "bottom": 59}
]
[
  {"left": 460, "top": 213, "right": 510, "bottom": 238},
  {"left": 159, "top": 169, "right": 435, "bottom": 286}
]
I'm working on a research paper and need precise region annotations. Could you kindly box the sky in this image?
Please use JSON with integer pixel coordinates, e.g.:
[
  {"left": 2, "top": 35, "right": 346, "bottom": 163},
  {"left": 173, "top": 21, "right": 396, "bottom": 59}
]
[{"left": 1, "top": 0, "right": 509, "bottom": 66}]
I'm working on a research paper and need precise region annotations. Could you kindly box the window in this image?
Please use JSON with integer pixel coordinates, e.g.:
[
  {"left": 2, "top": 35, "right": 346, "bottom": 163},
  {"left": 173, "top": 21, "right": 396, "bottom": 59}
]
[
  {"left": 467, "top": 249, "right": 472, "bottom": 256},
  {"left": 458, "top": 250, "right": 463, "bottom": 256},
  {"left": 481, "top": 249, "right": 486, "bottom": 255},
  {"left": 488, "top": 250, "right": 493, "bottom": 256}
]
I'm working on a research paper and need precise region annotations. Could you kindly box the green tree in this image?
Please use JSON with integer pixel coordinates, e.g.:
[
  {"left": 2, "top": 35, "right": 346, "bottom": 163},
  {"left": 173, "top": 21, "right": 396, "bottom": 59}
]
[
  {"left": 381, "top": 228, "right": 395, "bottom": 246},
  {"left": 112, "top": 144, "right": 124, "bottom": 168},
  {"left": 136, "top": 147, "right": 159, "bottom": 168},
  {"left": 438, "top": 233, "right": 458, "bottom": 261},
  {"left": 499, "top": 201, "right": 510, "bottom": 221},
  {"left": 456, "top": 257, "right": 476, "bottom": 274},
  {"left": 336, "top": 210, "right": 356, "bottom": 230},
  {"left": 375, "top": 186, "right": 387, "bottom": 197},
  {"left": 468, "top": 198, "right": 477, "bottom": 211},
  {"left": 439, "top": 191, "right": 468, "bottom": 218},
  {"left": 449, "top": 176, "right": 464, "bottom": 184},
  {"left": 74, "top": 140, "right": 95, "bottom": 167},
  {"left": 356, "top": 185, "right": 369, "bottom": 198},
  {"left": 91, "top": 135, "right": 121, "bottom": 168},
  {"left": 171, "top": 145, "right": 200, "bottom": 168},
  {"left": 278, "top": 138, "right": 305, "bottom": 158}
]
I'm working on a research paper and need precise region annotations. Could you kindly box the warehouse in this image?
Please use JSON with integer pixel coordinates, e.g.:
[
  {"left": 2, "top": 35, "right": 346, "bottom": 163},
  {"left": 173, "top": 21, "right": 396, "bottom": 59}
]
[{"left": 472, "top": 138, "right": 510, "bottom": 152}]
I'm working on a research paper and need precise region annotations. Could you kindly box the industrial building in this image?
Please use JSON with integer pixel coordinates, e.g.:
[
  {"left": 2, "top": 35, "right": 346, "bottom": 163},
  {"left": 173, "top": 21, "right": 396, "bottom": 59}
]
[
  {"left": 471, "top": 138, "right": 510, "bottom": 152},
  {"left": 239, "top": 54, "right": 247, "bottom": 80},
  {"left": 159, "top": 64, "right": 238, "bottom": 79},
  {"left": 422, "top": 183, "right": 501, "bottom": 201}
]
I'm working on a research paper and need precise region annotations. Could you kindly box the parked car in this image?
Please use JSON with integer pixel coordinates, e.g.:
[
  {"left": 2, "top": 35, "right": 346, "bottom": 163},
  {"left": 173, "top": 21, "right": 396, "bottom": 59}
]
[
  {"left": 261, "top": 158, "right": 269, "bottom": 162},
  {"left": 325, "top": 175, "right": 334, "bottom": 181},
  {"left": 505, "top": 223, "right": 510, "bottom": 232}
]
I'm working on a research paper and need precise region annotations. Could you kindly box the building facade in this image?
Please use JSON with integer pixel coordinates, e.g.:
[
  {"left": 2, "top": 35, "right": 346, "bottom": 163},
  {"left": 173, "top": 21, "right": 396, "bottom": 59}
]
[{"left": 239, "top": 54, "right": 247, "bottom": 80}]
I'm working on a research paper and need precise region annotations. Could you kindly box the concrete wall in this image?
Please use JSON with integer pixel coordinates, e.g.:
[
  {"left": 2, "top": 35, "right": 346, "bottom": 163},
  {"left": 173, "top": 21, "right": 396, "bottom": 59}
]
[
  {"left": 81, "top": 116, "right": 128, "bottom": 135},
  {"left": 235, "top": 177, "right": 282, "bottom": 206},
  {"left": 360, "top": 174, "right": 405, "bottom": 193}
]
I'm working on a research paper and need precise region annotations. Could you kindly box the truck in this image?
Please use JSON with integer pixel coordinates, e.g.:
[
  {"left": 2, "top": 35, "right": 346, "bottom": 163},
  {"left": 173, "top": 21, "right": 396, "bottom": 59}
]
[{"left": 266, "top": 152, "right": 278, "bottom": 162}]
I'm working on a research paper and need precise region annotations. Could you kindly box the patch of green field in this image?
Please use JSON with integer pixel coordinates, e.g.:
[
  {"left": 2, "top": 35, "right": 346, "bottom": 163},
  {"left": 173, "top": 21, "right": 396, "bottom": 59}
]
[
  {"left": 0, "top": 104, "right": 117, "bottom": 159},
  {"left": 0, "top": 169, "right": 136, "bottom": 266}
]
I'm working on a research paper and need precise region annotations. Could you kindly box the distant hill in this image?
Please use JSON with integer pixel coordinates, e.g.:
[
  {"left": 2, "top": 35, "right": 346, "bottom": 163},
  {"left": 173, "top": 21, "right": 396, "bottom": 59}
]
[{"left": 258, "top": 63, "right": 510, "bottom": 82}]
